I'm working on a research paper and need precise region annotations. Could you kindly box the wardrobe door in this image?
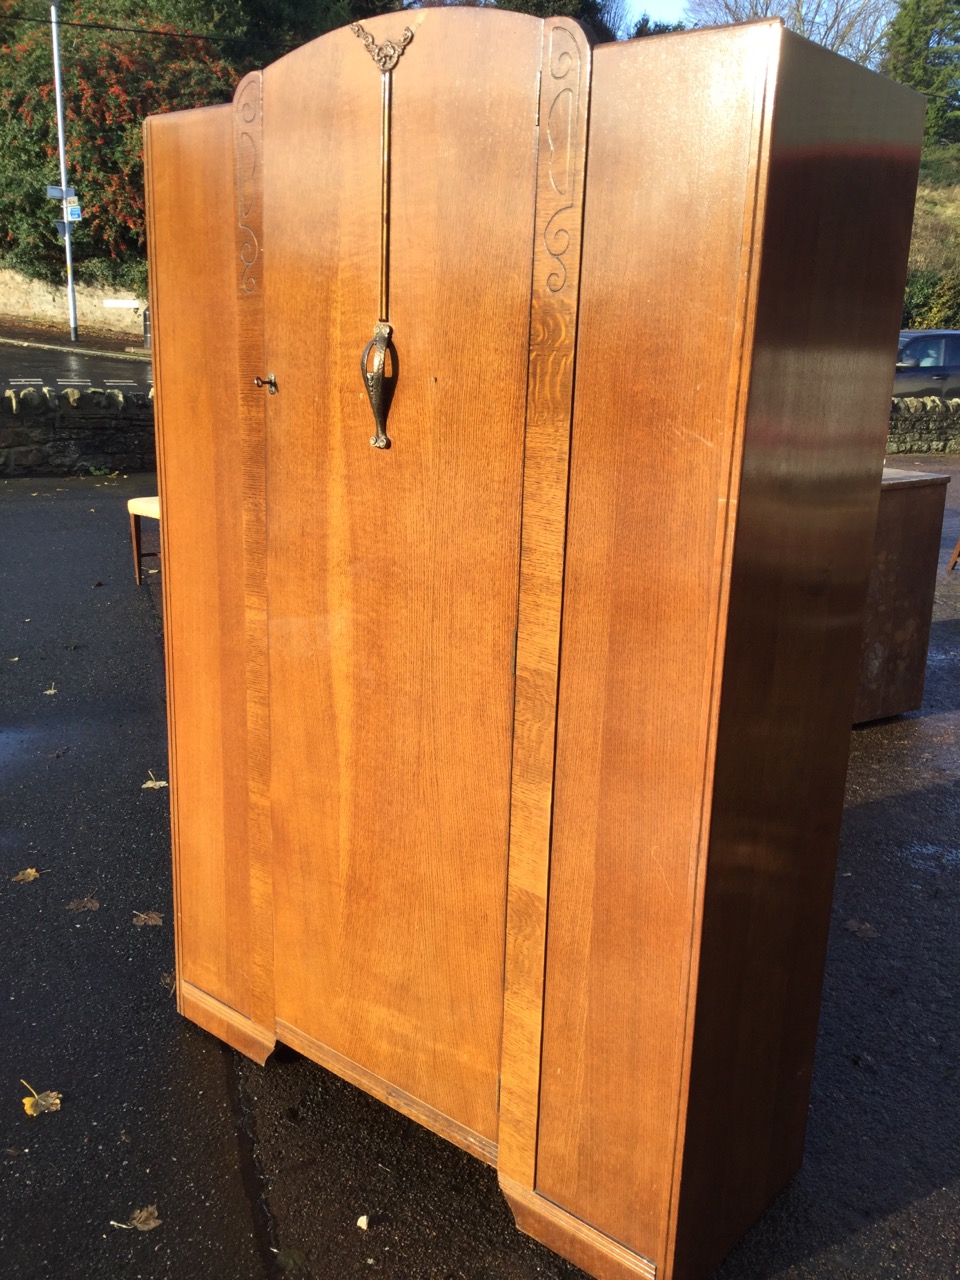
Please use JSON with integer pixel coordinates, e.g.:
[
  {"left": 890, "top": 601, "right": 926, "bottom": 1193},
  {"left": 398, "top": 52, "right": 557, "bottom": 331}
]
[
  {"left": 146, "top": 96, "right": 273, "bottom": 1063},
  {"left": 263, "top": 10, "right": 542, "bottom": 1147}
]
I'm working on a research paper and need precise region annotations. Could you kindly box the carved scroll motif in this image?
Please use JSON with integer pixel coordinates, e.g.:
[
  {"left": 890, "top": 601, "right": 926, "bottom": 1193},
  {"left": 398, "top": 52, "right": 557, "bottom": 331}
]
[
  {"left": 497, "top": 17, "right": 591, "bottom": 1192},
  {"left": 543, "top": 26, "right": 583, "bottom": 295},
  {"left": 235, "top": 74, "right": 262, "bottom": 295}
]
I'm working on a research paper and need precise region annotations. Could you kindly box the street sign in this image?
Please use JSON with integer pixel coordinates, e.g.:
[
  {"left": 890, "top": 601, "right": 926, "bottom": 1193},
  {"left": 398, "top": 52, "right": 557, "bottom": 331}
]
[
  {"left": 54, "top": 220, "right": 66, "bottom": 239},
  {"left": 46, "top": 184, "right": 74, "bottom": 199},
  {"left": 65, "top": 195, "right": 79, "bottom": 207},
  {"left": 66, "top": 206, "right": 82, "bottom": 222}
]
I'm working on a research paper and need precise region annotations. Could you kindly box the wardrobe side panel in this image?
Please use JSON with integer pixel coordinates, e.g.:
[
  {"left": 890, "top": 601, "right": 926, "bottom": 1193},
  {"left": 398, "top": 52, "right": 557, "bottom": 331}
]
[
  {"left": 535, "top": 25, "right": 777, "bottom": 1264},
  {"left": 146, "top": 107, "right": 271, "bottom": 1055},
  {"left": 672, "top": 38, "right": 924, "bottom": 1280}
]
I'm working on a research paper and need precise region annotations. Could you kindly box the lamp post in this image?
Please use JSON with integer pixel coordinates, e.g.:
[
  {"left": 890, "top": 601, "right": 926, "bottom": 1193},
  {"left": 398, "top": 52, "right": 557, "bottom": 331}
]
[{"left": 50, "top": 1, "right": 78, "bottom": 343}]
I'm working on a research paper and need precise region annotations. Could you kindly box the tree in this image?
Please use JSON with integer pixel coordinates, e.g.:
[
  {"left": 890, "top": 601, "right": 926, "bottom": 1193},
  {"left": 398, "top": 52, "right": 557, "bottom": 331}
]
[
  {"left": 0, "top": 0, "right": 387, "bottom": 293},
  {"left": 0, "top": 1, "right": 243, "bottom": 293},
  {"left": 681, "top": 0, "right": 898, "bottom": 65},
  {"left": 484, "top": 0, "right": 631, "bottom": 43},
  {"left": 631, "top": 12, "right": 686, "bottom": 35},
  {"left": 884, "top": 0, "right": 960, "bottom": 143}
]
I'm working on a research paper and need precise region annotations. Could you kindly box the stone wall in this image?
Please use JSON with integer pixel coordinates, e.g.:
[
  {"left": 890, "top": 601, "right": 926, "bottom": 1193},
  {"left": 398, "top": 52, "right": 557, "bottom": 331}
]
[
  {"left": 0, "top": 267, "right": 145, "bottom": 338},
  {"left": 888, "top": 397, "right": 960, "bottom": 454},
  {"left": 1, "top": 385, "right": 155, "bottom": 476},
  {"left": 2, "top": 382, "right": 959, "bottom": 477}
]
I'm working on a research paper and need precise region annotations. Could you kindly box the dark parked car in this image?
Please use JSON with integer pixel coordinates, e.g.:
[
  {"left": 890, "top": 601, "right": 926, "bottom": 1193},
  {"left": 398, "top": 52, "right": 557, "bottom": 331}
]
[{"left": 894, "top": 329, "right": 960, "bottom": 397}]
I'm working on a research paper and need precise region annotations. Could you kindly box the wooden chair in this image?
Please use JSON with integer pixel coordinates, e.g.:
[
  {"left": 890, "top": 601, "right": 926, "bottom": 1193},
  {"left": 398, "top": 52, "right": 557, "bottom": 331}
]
[{"left": 127, "top": 495, "right": 161, "bottom": 586}]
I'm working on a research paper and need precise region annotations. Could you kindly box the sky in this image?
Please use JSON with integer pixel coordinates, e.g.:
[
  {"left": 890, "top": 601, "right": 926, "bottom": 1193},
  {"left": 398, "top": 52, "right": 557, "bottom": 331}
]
[{"left": 625, "top": 0, "right": 689, "bottom": 27}]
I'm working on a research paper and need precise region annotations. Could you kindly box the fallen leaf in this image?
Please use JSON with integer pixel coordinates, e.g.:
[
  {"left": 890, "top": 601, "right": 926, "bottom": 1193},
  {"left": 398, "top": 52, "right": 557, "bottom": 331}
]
[
  {"left": 129, "top": 1205, "right": 162, "bottom": 1231},
  {"left": 111, "top": 1204, "right": 162, "bottom": 1231},
  {"left": 42, "top": 683, "right": 57, "bottom": 696},
  {"left": 12, "top": 868, "right": 42, "bottom": 883},
  {"left": 20, "top": 1081, "right": 62, "bottom": 1117},
  {"left": 845, "top": 918, "right": 879, "bottom": 938},
  {"left": 159, "top": 972, "right": 175, "bottom": 993},
  {"left": 63, "top": 643, "right": 78, "bottom": 651},
  {"left": 133, "top": 911, "right": 163, "bottom": 927},
  {"left": 67, "top": 897, "right": 99, "bottom": 912},
  {"left": 47, "top": 747, "right": 69, "bottom": 760},
  {"left": 357, "top": 1214, "right": 369, "bottom": 1230},
  {"left": 5, "top": 1148, "right": 23, "bottom": 1156},
  {"left": 91, "top": 581, "right": 103, "bottom": 589},
  {"left": 9, "top": 657, "right": 18, "bottom": 663},
  {"left": 141, "top": 770, "right": 168, "bottom": 791}
]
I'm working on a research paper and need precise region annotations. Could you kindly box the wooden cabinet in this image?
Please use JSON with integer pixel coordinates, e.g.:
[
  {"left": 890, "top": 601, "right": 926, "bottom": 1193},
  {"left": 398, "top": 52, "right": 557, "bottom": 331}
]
[
  {"left": 145, "top": 14, "right": 922, "bottom": 1280},
  {"left": 855, "top": 468, "right": 950, "bottom": 723}
]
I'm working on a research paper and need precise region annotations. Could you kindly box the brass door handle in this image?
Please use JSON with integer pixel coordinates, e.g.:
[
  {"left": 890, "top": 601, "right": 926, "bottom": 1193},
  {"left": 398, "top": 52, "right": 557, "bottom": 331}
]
[
  {"left": 254, "top": 373, "right": 278, "bottom": 394},
  {"left": 361, "top": 321, "right": 392, "bottom": 448}
]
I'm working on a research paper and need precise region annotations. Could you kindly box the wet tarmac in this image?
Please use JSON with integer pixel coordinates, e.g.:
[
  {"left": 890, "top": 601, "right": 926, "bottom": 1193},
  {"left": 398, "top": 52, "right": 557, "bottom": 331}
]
[{"left": 2, "top": 463, "right": 959, "bottom": 1280}]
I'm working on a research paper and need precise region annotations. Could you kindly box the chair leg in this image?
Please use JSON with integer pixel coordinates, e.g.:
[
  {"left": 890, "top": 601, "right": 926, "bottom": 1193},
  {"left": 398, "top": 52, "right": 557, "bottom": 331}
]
[
  {"left": 949, "top": 534, "right": 960, "bottom": 573},
  {"left": 130, "top": 510, "right": 143, "bottom": 586}
]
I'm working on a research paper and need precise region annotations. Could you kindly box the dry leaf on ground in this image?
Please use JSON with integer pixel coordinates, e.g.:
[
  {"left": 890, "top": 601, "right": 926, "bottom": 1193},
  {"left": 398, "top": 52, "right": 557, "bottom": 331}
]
[
  {"left": 12, "top": 868, "right": 42, "bottom": 883},
  {"left": 42, "top": 683, "right": 57, "bottom": 696},
  {"left": 21, "top": 1081, "right": 62, "bottom": 1117},
  {"left": 159, "top": 972, "right": 175, "bottom": 993},
  {"left": 128, "top": 1205, "right": 162, "bottom": 1231},
  {"left": 111, "top": 1204, "right": 162, "bottom": 1231},
  {"left": 141, "top": 771, "right": 168, "bottom": 791},
  {"left": 845, "top": 918, "right": 879, "bottom": 938},
  {"left": 67, "top": 897, "right": 99, "bottom": 912},
  {"left": 133, "top": 911, "right": 163, "bottom": 927}
]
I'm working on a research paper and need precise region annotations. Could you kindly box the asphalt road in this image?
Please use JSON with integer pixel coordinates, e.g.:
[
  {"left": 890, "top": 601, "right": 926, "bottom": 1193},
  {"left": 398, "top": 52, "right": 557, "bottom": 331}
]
[
  {"left": 0, "top": 342, "right": 153, "bottom": 396},
  {"left": 2, "top": 464, "right": 960, "bottom": 1280}
]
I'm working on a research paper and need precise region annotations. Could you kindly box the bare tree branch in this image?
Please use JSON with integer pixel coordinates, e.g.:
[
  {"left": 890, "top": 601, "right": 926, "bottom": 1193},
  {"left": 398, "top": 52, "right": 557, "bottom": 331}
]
[{"left": 682, "top": 0, "right": 897, "bottom": 64}]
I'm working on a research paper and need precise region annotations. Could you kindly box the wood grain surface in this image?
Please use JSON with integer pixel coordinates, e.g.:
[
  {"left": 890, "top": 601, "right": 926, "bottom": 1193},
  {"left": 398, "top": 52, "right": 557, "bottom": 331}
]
[
  {"left": 854, "top": 470, "right": 950, "bottom": 722},
  {"left": 498, "top": 16, "right": 592, "bottom": 1189},
  {"left": 231, "top": 70, "right": 275, "bottom": 1041},
  {"left": 672, "top": 37, "right": 924, "bottom": 1280},
  {"left": 534, "top": 26, "right": 779, "bottom": 1264},
  {"left": 146, "top": 104, "right": 274, "bottom": 1055},
  {"left": 264, "top": 10, "right": 542, "bottom": 1143}
]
